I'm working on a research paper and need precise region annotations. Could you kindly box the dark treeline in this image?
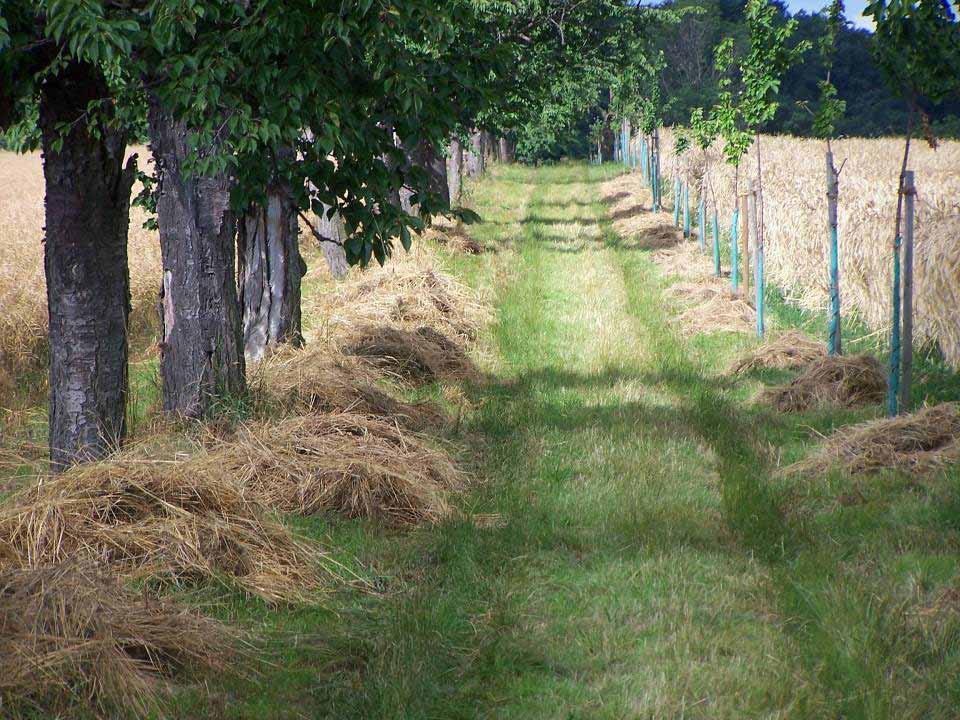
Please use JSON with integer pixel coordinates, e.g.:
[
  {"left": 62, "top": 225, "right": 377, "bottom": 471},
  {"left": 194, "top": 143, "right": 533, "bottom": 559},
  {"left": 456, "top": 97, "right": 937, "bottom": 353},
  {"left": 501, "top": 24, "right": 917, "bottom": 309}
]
[{"left": 654, "top": 0, "right": 960, "bottom": 137}]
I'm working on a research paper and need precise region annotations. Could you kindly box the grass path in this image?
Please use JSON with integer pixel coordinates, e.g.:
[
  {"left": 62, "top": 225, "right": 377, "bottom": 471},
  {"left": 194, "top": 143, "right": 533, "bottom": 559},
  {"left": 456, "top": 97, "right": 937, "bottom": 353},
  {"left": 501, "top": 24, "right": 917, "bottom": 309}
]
[{"left": 219, "top": 162, "right": 958, "bottom": 719}]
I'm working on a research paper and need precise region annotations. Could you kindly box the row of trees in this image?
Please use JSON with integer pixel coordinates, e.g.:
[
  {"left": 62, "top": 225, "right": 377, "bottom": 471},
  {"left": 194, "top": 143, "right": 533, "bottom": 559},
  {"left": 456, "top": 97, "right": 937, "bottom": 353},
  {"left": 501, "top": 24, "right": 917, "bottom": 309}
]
[{"left": 0, "top": 1, "right": 683, "bottom": 468}]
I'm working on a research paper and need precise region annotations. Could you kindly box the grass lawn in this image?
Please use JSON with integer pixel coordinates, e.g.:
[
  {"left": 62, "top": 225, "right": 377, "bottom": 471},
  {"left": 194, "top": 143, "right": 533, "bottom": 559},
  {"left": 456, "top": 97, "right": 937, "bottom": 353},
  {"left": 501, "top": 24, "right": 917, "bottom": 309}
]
[{"left": 147, "top": 162, "right": 960, "bottom": 718}]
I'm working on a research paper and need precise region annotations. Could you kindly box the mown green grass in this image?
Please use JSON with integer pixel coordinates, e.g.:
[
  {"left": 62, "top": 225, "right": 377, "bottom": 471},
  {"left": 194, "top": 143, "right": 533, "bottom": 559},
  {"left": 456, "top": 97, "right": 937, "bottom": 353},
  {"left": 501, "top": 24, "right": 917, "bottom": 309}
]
[{"left": 140, "top": 162, "right": 960, "bottom": 717}]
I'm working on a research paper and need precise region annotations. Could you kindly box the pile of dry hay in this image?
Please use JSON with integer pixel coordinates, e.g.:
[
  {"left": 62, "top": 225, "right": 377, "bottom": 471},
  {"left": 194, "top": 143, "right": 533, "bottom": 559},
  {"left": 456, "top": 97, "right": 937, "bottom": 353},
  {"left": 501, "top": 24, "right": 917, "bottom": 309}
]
[
  {"left": 207, "top": 413, "right": 464, "bottom": 526},
  {"left": 784, "top": 402, "right": 960, "bottom": 477},
  {"left": 0, "top": 458, "right": 335, "bottom": 603},
  {"left": 254, "top": 343, "right": 447, "bottom": 430},
  {"left": 727, "top": 330, "right": 825, "bottom": 375},
  {"left": 316, "top": 248, "right": 490, "bottom": 342},
  {"left": 422, "top": 220, "right": 486, "bottom": 255},
  {"left": 651, "top": 242, "right": 716, "bottom": 282},
  {"left": 345, "top": 324, "right": 478, "bottom": 384},
  {"left": 665, "top": 279, "right": 756, "bottom": 336},
  {"left": 760, "top": 354, "right": 886, "bottom": 412},
  {"left": 0, "top": 563, "right": 236, "bottom": 717}
]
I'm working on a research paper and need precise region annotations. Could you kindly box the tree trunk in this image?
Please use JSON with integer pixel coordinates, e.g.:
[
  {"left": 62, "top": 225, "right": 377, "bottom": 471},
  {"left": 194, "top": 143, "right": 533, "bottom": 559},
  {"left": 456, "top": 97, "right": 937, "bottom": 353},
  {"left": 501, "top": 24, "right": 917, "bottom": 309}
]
[
  {"left": 403, "top": 139, "right": 449, "bottom": 214},
  {"left": 466, "top": 130, "right": 485, "bottom": 178},
  {"left": 237, "top": 184, "right": 305, "bottom": 362},
  {"left": 147, "top": 101, "right": 245, "bottom": 417},
  {"left": 498, "top": 137, "right": 510, "bottom": 163},
  {"left": 481, "top": 130, "right": 496, "bottom": 165},
  {"left": 316, "top": 202, "right": 350, "bottom": 278},
  {"left": 39, "top": 61, "right": 136, "bottom": 470},
  {"left": 447, "top": 137, "right": 463, "bottom": 206}
]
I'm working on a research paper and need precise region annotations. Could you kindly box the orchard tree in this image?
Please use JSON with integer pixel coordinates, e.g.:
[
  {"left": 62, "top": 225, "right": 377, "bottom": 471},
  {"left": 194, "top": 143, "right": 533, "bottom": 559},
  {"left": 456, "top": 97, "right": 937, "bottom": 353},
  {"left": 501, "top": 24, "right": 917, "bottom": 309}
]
[
  {"left": 1, "top": 4, "right": 143, "bottom": 467},
  {"left": 809, "top": 0, "right": 848, "bottom": 355},
  {"left": 739, "top": 0, "right": 809, "bottom": 261},
  {"left": 864, "top": 0, "right": 960, "bottom": 413}
]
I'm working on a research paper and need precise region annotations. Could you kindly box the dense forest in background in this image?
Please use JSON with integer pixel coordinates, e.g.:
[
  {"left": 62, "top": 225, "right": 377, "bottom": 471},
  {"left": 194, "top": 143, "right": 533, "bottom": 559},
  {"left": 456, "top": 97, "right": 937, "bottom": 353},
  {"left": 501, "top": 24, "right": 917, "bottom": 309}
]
[
  {"left": 656, "top": 0, "right": 960, "bottom": 136},
  {"left": 533, "top": 0, "right": 960, "bottom": 161}
]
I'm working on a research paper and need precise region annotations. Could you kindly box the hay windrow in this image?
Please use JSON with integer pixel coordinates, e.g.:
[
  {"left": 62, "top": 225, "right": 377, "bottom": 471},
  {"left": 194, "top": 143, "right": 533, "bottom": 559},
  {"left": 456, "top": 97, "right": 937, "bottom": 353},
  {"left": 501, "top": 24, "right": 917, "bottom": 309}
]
[
  {"left": 0, "top": 563, "right": 237, "bottom": 717},
  {"left": 0, "top": 459, "right": 335, "bottom": 603},
  {"left": 254, "top": 343, "right": 448, "bottom": 430},
  {"left": 422, "top": 223, "right": 487, "bottom": 255},
  {"left": 760, "top": 354, "right": 886, "bottom": 412},
  {"left": 785, "top": 402, "right": 960, "bottom": 477},
  {"left": 727, "top": 330, "right": 825, "bottom": 375},
  {"left": 209, "top": 413, "right": 464, "bottom": 526},
  {"left": 665, "top": 279, "right": 756, "bottom": 336},
  {"left": 315, "top": 246, "right": 491, "bottom": 342},
  {"left": 345, "top": 324, "right": 479, "bottom": 384}
]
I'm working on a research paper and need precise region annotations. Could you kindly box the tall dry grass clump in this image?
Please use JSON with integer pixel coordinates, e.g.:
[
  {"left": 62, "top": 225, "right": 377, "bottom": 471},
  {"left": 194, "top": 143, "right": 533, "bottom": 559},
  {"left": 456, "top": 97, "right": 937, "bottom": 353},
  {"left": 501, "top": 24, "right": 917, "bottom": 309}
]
[
  {"left": 0, "top": 150, "right": 163, "bottom": 408},
  {"left": 657, "top": 131, "right": 960, "bottom": 368},
  {"left": 0, "top": 563, "right": 237, "bottom": 718}
]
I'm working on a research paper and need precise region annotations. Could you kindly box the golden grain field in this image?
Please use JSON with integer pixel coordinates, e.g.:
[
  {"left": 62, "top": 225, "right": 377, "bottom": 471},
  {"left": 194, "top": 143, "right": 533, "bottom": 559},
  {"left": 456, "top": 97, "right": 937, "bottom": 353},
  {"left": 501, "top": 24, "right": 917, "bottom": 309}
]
[
  {"left": 0, "top": 149, "right": 163, "bottom": 406},
  {"left": 655, "top": 131, "right": 960, "bottom": 367}
]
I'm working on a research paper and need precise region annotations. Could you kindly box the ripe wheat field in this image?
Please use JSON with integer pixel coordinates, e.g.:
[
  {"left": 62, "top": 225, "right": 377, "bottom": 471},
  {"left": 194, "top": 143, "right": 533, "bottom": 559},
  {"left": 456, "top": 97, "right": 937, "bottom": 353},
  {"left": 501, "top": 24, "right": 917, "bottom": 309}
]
[
  {"left": 2, "top": 134, "right": 959, "bottom": 409},
  {"left": 658, "top": 131, "right": 960, "bottom": 368},
  {"left": 0, "top": 149, "right": 162, "bottom": 408}
]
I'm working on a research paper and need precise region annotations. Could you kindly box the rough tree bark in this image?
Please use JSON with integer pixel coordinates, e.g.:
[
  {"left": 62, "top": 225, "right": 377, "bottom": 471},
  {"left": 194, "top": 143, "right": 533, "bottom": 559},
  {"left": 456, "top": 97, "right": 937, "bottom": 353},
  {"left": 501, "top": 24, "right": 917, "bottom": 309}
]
[
  {"left": 498, "top": 136, "right": 513, "bottom": 163},
  {"left": 481, "top": 130, "right": 496, "bottom": 165},
  {"left": 447, "top": 136, "right": 463, "bottom": 206},
  {"left": 237, "top": 183, "right": 306, "bottom": 361},
  {"left": 466, "top": 130, "right": 485, "bottom": 178},
  {"left": 39, "top": 61, "right": 136, "bottom": 469},
  {"left": 148, "top": 101, "right": 245, "bottom": 417},
  {"left": 316, "top": 202, "right": 350, "bottom": 278},
  {"left": 403, "top": 139, "right": 449, "bottom": 215}
]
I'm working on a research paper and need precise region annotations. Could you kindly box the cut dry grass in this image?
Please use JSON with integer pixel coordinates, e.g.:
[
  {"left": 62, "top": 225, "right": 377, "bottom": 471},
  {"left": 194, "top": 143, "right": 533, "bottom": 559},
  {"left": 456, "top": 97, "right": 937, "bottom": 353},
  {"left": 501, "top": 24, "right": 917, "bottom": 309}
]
[
  {"left": 208, "top": 413, "right": 464, "bottom": 526},
  {"left": 665, "top": 279, "right": 756, "bottom": 336},
  {"left": 254, "top": 343, "right": 448, "bottom": 431},
  {"left": 0, "top": 563, "right": 236, "bottom": 718},
  {"left": 0, "top": 458, "right": 335, "bottom": 603},
  {"left": 727, "top": 330, "right": 825, "bottom": 375},
  {"left": 423, "top": 219, "right": 487, "bottom": 255},
  {"left": 785, "top": 402, "right": 960, "bottom": 477},
  {"left": 651, "top": 241, "right": 717, "bottom": 281},
  {"left": 760, "top": 354, "right": 886, "bottom": 412},
  {"left": 345, "top": 324, "right": 479, "bottom": 384},
  {"left": 314, "top": 245, "right": 490, "bottom": 343}
]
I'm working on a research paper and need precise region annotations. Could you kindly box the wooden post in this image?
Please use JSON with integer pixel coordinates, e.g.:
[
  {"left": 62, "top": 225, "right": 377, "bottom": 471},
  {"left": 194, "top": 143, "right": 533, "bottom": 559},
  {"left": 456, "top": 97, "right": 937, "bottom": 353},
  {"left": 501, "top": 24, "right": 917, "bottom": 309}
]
[
  {"left": 749, "top": 181, "right": 764, "bottom": 336},
  {"left": 900, "top": 170, "right": 916, "bottom": 413},
  {"left": 740, "top": 187, "right": 751, "bottom": 299},
  {"left": 826, "top": 151, "right": 842, "bottom": 355}
]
